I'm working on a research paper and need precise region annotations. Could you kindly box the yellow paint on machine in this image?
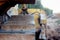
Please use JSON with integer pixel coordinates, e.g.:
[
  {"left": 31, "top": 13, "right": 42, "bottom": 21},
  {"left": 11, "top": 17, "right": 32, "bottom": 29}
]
[{"left": 18, "top": 9, "right": 47, "bottom": 27}]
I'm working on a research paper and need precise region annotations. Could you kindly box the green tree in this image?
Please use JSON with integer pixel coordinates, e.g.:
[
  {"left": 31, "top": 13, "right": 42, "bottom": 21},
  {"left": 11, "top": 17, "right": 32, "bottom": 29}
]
[{"left": 44, "top": 8, "right": 53, "bottom": 16}]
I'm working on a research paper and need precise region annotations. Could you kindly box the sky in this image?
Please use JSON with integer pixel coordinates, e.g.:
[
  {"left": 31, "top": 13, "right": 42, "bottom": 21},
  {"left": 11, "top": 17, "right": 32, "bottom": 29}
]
[{"left": 41, "top": 0, "right": 60, "bottom": 13}]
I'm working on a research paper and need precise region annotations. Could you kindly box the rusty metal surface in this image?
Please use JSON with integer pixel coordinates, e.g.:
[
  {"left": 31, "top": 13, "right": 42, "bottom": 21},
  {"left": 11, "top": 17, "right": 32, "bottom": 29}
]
[
  {"left": 1, "top": 14, "right": 35, "bottom": 34},
  {"left": 3, "top": 14, "right": 35, "bottom": 25}
]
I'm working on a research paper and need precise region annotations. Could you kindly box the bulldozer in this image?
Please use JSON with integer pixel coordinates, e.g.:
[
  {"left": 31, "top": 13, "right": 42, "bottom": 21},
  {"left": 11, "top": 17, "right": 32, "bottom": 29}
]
[
  {"left": 0, "top": 0, "right": 47, "bottom": 40},
  {"left": 0, "top": 0, "right": 35, "bottom": 28}
]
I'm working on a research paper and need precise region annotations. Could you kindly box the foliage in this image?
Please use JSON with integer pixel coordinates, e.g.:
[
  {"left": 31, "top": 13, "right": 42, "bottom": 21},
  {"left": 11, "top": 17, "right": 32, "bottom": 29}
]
[{"left": 43, "top": 8, "right": 53, "bottom": 16}]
